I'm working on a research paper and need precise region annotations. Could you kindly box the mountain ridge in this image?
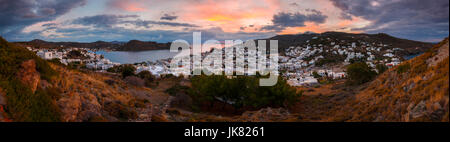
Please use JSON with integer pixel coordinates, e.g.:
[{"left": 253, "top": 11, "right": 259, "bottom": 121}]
[
  {"left": 259, "top": 31, "right": 433, "bottom": 56},
  {"left": 13, "top": 31, "right": 433, "bottom": 54}
]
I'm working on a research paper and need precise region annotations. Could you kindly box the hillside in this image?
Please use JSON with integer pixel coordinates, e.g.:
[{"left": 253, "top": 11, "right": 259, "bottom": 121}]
[
  {"left": 1, "top": 36, "right": 448, "bottom": 122},
  {"left": 0, "top": 37, "right": 173, "bottom": 122},
  {"left": 333, "top": 38, "right": 449, "bottom": 122},
  {"left": 259, "top": 32, "right": 432, "bottom": 56}
]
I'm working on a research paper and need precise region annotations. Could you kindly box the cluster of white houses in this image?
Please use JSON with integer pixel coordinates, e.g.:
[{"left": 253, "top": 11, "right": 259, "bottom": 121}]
[
  {"left": 28, "top": 46, "right": 174, "bottom": 77},
  {"left": 279, "top": 36, "right": 404, "bottom": 86},
  {"left": 28, "top": 36, "right": 406, "bottom": 87},
  {"left": 28, "top": 47, "right": 120, "bottom": 71}
]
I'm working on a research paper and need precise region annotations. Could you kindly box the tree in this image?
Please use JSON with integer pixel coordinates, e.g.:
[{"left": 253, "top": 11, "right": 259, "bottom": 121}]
[
  {"left": 189, "top": 73, "right": 300, "bottom": 110},
  {"left": 120, "top": 64, "right": 136, "bottom": 78},
  {"left": 312, "top": 71, "right": 321, "bottom": 78},
  {"left": 137, "top": 70, "right": 155, "bottom": 87},
  {"left": 346, "top": 62, "right": 377, "bottom": 85},
  {"left": 376, "top": 64, "right": 388, "bottom": 74},
  {"left": 106, "top": 64, "right": 136, "bottom": 78},
  {"left": 67, "top": 50, "right": 84, "bottom": 59},
  {"left": 137, "top": 70, "right": 154, "bottom": 81}
]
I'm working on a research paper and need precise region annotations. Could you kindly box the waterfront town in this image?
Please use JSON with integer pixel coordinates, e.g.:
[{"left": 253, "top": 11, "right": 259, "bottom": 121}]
[{"left": 26, "top": 35, "right": 405, "bottom": 87}]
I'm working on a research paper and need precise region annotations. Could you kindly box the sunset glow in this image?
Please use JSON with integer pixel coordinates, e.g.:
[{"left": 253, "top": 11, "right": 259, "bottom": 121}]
[{"left": 0, "top": 0, "right": 448, "bottom": 42}]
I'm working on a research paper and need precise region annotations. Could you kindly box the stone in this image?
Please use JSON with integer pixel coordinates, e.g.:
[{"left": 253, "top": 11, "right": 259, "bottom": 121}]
[
  {"left": 16, "top": 60, "right": 40, "bottom": 93},
  {"left": 57, "top": 93, "right": 82, "bottom": 122},
  {"left": 0, "top": 88, "right": 5, "bottom": 106},
  {"left": 410, "top": 101, "right": 427, "bottom": 119}
]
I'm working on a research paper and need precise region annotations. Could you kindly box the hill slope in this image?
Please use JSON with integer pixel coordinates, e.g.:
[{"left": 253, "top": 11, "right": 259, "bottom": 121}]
[
  {"left": 259, "top": 32, "right": 433, "bottom": 56},
  {"left": 0, "top": 37, "right": 169, "bottom": 122},
  {"left": 335, "top": 38, "right": 449, "bottom": 122}
]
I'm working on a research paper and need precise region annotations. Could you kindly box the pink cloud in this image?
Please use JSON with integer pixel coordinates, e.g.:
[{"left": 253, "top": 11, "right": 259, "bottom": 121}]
[{"left": 108, "top": 0, "right": 148, "bottom": 12}]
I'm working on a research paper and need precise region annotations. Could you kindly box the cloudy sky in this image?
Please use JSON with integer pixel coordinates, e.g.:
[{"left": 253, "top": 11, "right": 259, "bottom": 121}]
[{"left": 0, "top": 0, "right": 448, "bottom": 42}]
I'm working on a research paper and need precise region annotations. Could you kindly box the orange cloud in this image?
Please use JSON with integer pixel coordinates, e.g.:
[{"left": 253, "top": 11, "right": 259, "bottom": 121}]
[
  {"left": 179, "top": 0, "right": 281, "bottom": 32},
  {"left": 279, "top": 22, "right": 326, "bottom": 35}
]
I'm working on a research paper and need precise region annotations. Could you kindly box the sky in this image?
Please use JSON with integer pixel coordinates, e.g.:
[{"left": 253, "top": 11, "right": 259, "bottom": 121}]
[{"left": 0, "top": 0, "right": 448, "bottom": 43}]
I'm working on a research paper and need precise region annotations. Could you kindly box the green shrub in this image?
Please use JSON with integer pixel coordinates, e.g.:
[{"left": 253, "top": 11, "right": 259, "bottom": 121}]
[
  {"left": 0, "top": 80, "right": 61, "bottom": 122},
  {"left": 376, "top": 64, "right": 388, "bottom": 74},
  {"left": 312, "top": 71, "right": 321, "bottom": 78},
  {"left": 0, "top": 37, "right": 60, "bottom": 121},
  {"left": 137, "top": 70, "right": 155, "bottom": 87},
  {"left": 165, "top": 84, "right": 190, "bottom": 96},
  {"left": 346, "top": 62, "right": 377, "bottom": 85},
  {"left": 107, "top": 64, "right": 136, "bottom": 78},
  {"left": 189, "top": 73, "right": 300, "bottom": 110}
]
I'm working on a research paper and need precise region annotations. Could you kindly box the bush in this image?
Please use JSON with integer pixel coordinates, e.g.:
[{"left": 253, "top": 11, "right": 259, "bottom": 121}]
[
  {"left": 189, "top": 73, "right": 300, "bottom": 110},
  {"left": 137, "top": 70, "right": 154, "bottom": 80},
  {"left": 0, "top": 37, "right": 60, "bottom": 121},
  {"left": 312, "top": 71, "right": 321, "bottom": 78},
  {"left": 66, "top": 50, "right": 85, "bottom": 59},
  {"left": 165, "top": 84, "right": 190, "bottom": 96},
  {"left": 137, "top": 70, "right": 155, "bottom": 87},
  {"left": 107, "top": 64, "right": 136, "bottom": 78},
  {"left": 346, "top": 62, "right": 377, "bottom": 85},
  {"left": 376, "top": 64, "right": 388, "bottom": 74}
]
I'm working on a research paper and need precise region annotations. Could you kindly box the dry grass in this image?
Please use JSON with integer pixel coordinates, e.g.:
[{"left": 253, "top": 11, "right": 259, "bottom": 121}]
[{"left": 335, "top": 39, "right": 449, "bottom": 122}]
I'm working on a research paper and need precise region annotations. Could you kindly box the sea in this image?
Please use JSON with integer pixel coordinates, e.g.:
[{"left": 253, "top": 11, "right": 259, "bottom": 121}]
[{"left": 92, "top": 50, "right": 179, "bottom": 64}]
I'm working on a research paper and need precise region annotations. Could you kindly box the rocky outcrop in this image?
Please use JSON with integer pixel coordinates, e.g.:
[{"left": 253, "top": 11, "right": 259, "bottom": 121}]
[
  {"left": 51, "top": 64, "right": 153, "bottom": 122},
  {"left": 57, "top": 93, "right": 82, "bottom": 122},
  {"left": 16, "top": 60, "right": 40, "bottom": 93},
  {"left": 427, "top": 39, "right": 449, "bottom": 67},
  {"left": 345, "top": 38, "right": 449, "bottom": 122}
]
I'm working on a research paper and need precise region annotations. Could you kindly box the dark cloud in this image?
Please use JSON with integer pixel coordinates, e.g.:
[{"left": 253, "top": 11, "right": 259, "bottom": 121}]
[
  {"left": 272, "top": 11, "right": 327, "bottom": 27},
  {"left": 160, "top": 14, "right": 178, "bottom": 21},
  {"left": 140, "top": 20, "right": 198, "bottom": 28},
  {"left": 72, "top": 15, "right": 139, "bottom": 28},
  {"left": 71, "top": 14, "right": 198, "bottom": 28},
  {"left": 261, "top": 10, "right": 327, "bottom": 32},
  {"left": 0, "top": 0, "right": 86, "bottom": 34},
  {"left": 330, "top": 0, "right": 449, "bottom": 41},
  {"left": 5, "top": 26, "right": 276, "bottom": 44},
  {"left": 260, "top": 25, "right": 286, "bottom": 32}
]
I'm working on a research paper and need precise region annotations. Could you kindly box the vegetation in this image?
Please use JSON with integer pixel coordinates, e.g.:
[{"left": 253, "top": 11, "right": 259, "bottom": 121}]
[
  {"left": 165, "top": 84, "right": 190, "bottom": 96},
  {"left": 107, "top": 64, "right": 136, "bottom": 78},
  {"left": 376, "top": 64, "right": 388, "bottom": 74},
  {"left": 104, "top": 102, "right": 138, "bottom": 120},
  {"left": 137, "top": 70, "right": 155, "bottom": 87},
  {"left": 312, "top": 71, "right": 321, "bottom": 78},
  {"left": 396, "top": 63, "right": 411, "bottom": 74},
  {"left": 189, "top": 73, "right": 300, "bottom": 111},
  {"left": 0, "top": 37, "right": 61, "bottom": 121},
  {"left": 346, "top": 62, "right": 377, "bottom": 85},
  {"left": 66, "top": 50, "right": 85, "bottom": 59}
]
